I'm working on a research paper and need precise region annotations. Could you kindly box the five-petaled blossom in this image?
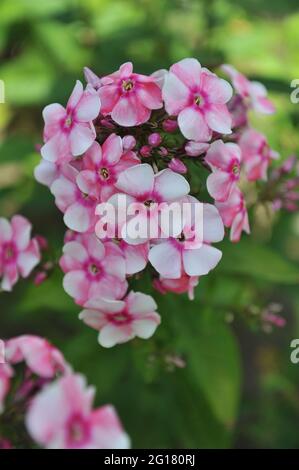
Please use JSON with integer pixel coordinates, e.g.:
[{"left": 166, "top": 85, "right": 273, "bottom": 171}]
[
  {"left": 149, "top": 197, "right": 224, "bottom": 278},
  {"left": 205, "top": 140, "right": 242, "bottom": 202},
  {"left": 26, "top": 373, "right": 130, "bottom": 449},
  {"left": 99, "top": 62, "right": 163, "bottom": 126},
  {"left": 221, "top": 64, "right": 275, "bottom": 115},
  {"left": 163, "top": 58, "right": 233, "bottom": 141},
  {"left": 216, "top": 187, "right": 250, "bottom": 242},
  {"left": 60, "top": 234, "right": 128, "bottom": 305},
  {"left": 79, "top": 291, "right": 160, "bottom": 348},
  {"left": 77, "top": 134, "right": 140, "bottom": 202},
  {"left": 108, "top": 163, "right": 190, "bottom": 244},
  {"left": 0, "top": 215, "right": 40, "bottom": 291},
  {"left": 239, "top": 129, "right": 279, "bottom": 181},
  {"left": 41, "top": 81, "right": 101, "bottom": 163}
]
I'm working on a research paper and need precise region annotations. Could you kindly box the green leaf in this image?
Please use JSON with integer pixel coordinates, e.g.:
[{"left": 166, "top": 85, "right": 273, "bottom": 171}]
[
  {"left": 159, "top": 295, "right": 241, "bottom": 427},
  {"left": 219, "top": 239, "right": 299, "bottom": 284}
]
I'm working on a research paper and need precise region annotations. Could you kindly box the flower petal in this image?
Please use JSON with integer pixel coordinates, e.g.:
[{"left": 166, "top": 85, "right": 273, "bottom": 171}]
[
  {"left": 183, "top": 244, "right": 222, "bottom": 276},
  {"left": 178, "top": 107, "right": 211, "bottom": 141}
]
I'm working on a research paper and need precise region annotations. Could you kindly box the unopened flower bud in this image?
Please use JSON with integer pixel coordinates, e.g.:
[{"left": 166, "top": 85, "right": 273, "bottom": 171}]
[
  {"left": 148, "top": 133, "right": 162, "bottom": 147},
  {"left": 168, "top": 158, "right": 187, "bottom": 174},
  {"left": 140, "top": 145, "right": 152, "bottom": 158},
  {"left": 122, "top": 135, "right": 136, "bottom": 150},
  {"left": 162, "top": 118, "right": 178, "bottom": 133}
]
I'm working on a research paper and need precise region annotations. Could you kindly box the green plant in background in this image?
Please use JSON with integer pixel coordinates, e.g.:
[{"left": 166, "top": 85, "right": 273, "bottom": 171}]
[{"left": 1, "top": 0, "right": 299, "bottom": 449}]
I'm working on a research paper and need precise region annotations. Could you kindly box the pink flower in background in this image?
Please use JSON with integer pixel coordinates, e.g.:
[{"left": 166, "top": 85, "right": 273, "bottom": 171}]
[
  {"left": 0, "top": 364, "right": 13, "bottom": 413},
  {"left": 5, "top": 335, "right": 69, "bottom": 378},
  {"left": 0, "top": 215, "right": 40, "bottom": 291},
  {"left": 205, "top": 140, "right": 241, "bottom": 202},
  {"left": 216, "top": 187, "right": 250, "bottom": 242},
  {"left": 41, "top": 81, "right": 101, "bottom": 163},
  {"left": 221, "top": 64, "right": 275, "bottom": 114},
  {"left": 50, "top": 165, "right": 98, "bottom": 233},
  {"left": 79, "top": 291, "right": 160, "bottom": 348},
  {"left": 149, "top": 197, "right": 224, "bottom": 278},
  {"left": 60, "top": 234, "right": 127, "bottom": 305},
  {"left": 111, "top": 163, "right": 190, "bottom": 244},
  {"left": 239, "top": 129, "right": 279, "bottom": 181},
  {"left": 77, "top": 134, "right": 140, "bottom": 202},
  {"left": 153, "top": 274, "right": 199, "bottom": 300},
  {"left": 163, "top": 58, "right": 232, "bottom": 141},
  {"left": 26, "top": 373, "right": 130, "bottom": 449},
  {"left": 99, "top": 62, "right": 162, "bottom": 126}
]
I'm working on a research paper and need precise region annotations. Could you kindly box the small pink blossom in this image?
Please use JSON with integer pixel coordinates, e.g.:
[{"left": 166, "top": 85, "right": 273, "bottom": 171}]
[
  {"left": 5, "top": 335, "right": 69, "bottom": 378},
  {"left": 51, "top": 165, "right": 98, "bottom": 233},
  {"left": 153, "top": 274, "right": 199, "bottom": 300},
  {"left": 41, "top": 81, "right": 101, "bottom": 163},
  {"left": 0, "top": 364, "right": 14, "bottom": 413},
  {"left": 99, "top": 62, "right": 162, "bottom": 126},
  {"left": 60, "top": 234, "right": 127, "bottom": 305},
  {"left": 163, "top": 58, "right": 232, "bottom": 141},
  {"left": 239, "top": 129, "right": 279, "bottom": 181},
  {"left": 83, "top": 67, "right": 102, "bottom": 90},
  {"left": 0, "top": 215, "right": 40, "bottom": 291},
  {"left": 148, "top": 197, "right": 224, "bottom": 278},
  {"left": 77, "top": 134, "right": 140, "bottom": 202},
  {"left": 205, "top": 140, "right": 241, "bottom": 202},
  {"left": 26, "top": 373, "right": 130, "bottom": 449},
  {"left": 216, "top": 187, "right": 250, "bottom": 242},
  {"left": 110, "top": 163, "right": 190, "bottom": 244},
  {"left": 79, "top": 291, "right": 160, "bottom": 348},
  {"left": 221, "top": 64, "right": 275, "bottom": 114},
  {"left": 162, "top": 118, "right": 178, "bottom": 133}
]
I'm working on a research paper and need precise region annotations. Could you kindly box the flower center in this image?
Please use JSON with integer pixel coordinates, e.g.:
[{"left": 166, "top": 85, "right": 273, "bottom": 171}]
[
  {"left": 194, "top": 95, "right": 202, "bottom": 106},
  {"left": 100, "top": 167, "right": 110, "bottom": 179},
  {"left": 122, "top": 79, "right": 134, "bottom": 92},
  {"left": 113, "top": 313, "right": 129, "bottom": 323},
  {"left": 89, "top": 263, "right": 100, "bottom": 275},
  {"left": 232, "top": 164, "right": 240, "bottom": 176},
  {"left": 144, "top": 199, "right": 154, "bottom": 207},
  {"left": 65, "top": 116, "right": 73, "bottom": 128},
  {"left": 4, "top": 246, "right": 14, "bottom": 261}
]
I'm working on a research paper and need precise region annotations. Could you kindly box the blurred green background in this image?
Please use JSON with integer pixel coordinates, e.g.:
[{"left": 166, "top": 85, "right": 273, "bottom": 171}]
[{"left": 1, "top": 0, "right": 299, "bottom": 449}]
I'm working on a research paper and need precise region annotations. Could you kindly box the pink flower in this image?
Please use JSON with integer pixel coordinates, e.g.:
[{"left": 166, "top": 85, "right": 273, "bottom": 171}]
[
  {"left": 239, "top": 129, "right": 279, "bottom": 181},
  {"left": 0, "top": 215, "right": 40, "bottom": 291},
  {"left": 0, "top": 364, "right": 13, "bottom": 413},
  {"left": 5, "top": 335, "right": 69, "bottom": 378},
  {"left": 110, "top": 163, "right": 190, "bottom": 244},
  {"left": 51, "top": 165, "right": 98, "bottom": 233},
  {"left": 163, "top": 58, "right": 232, "bottom": 141},
  {"left": 221, "top": 64, "right": 275, "bottom": 114},
  {"left": 77, "top": 134, "right": 140, "bottom": 202},
  {"left": 205, "top": 140, "right": 241, "bottom": 202},
  {"left": 153, "top": 274, "right": 199, "bottom": 300},
  {"left": 26, "top": 373, "right": 130, "bottom": 449},
  {"left": 148, "top": 197, "right": 224, "bottom": 278},
  {"left": 41, "top": 81, "right": 101, "bottom": 163},
  {"left": 99, "top": 62, "right": 162, "bottom": 126},
  {"left": 79, "top": 291, "right": 160, "bottom": 348},
  {"left": 216, "top": 187, "right": 250, "bottom": 242},
  {"left": 60, "top": 234, "right": 128, "bottom": 305}
]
